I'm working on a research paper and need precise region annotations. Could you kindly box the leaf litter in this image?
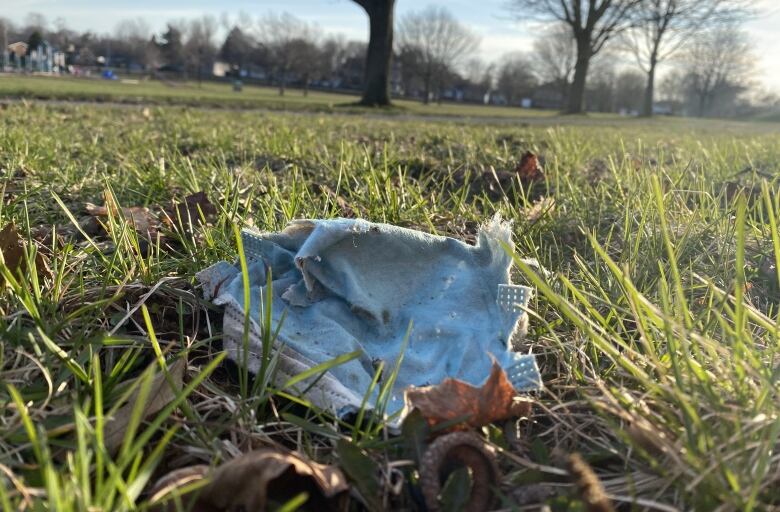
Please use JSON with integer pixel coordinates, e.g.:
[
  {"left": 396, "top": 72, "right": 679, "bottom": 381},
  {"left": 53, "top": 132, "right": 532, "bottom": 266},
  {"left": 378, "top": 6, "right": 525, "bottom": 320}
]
[
  {"left": 149, "top": 447, "right": 349, "bottom": 511},
  {"left": 401, "top": 360, "right": 538, "bottom": 511},
  {"left": 0, "top": 222, "right": 52, "bottom": 285},
  {"left": 81, "top": 190, "right": 217, "bottom": 253},
  {"left": 104, "top": 358, "right": 185, "bottom": 453}
]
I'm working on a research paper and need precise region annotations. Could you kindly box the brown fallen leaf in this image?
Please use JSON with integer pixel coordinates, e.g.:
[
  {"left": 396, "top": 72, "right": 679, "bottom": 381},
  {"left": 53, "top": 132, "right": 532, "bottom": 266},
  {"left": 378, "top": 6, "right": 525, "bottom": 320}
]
[
  {"left": 104, "top": 359, "right": 185, "bottom": 453},
  {"left": 524, "top": 196, "right": 556, "bottom": 224},
  {"left": 0, "top": 222, "right": 52, "bottom": 284},
  {"left": 0, "top": 223, "right": 25, "bottom": 277},
  {"left": 149, "top": 448, "right": 349, "bottom": 512},
  {"left": 721, "top": 180, "right": 763, "bottom": 204},
  {"left": 30, "top": 225, "right": 66, "bottom": 253},
  {"left": 86, "top": 202, "right": 159, "bottom": 238},
  {"left": 469, "top": 151, "right": 547, "bottom": 202},
  {"left": 515, "top": 151, "right": 544, "bottom": 183},
  {"left": 162, "top": 191, "right": 217, "bottom": 230},
  {"left": 404, "top": 359, "right": 533, "bottom": 432}
]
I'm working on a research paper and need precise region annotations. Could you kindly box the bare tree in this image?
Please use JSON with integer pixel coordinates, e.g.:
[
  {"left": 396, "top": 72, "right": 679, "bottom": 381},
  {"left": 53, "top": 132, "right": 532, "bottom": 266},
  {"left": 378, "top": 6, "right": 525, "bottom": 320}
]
[
  {"left": 258, "top": 13, "right": 320, "bottom": 96},
  {"left": 351, "top": 0, "right": 395, "bottom": 106},
  {"left": 156, "top": 23, "right": 186, "bottom": 73},
  {"left": 495, "top": 52, "right": 537, "bottom": 105},
  {"left": 584, "top": 57, "right": 616, "bottom": 111},
  {"left": 508, "top": 0, "right": 642, "bottom": 114},
  {"left": 115, "top": 18, "right": 154, "bottom": 71},
  {"left": 464, "top": 57, "right": 494, "bottom": 99},
  {"left": 0, "top": 18, "right": 12, "bottom": 69},
  {"left": 322, "top": 39, "right": 366, "bottom": 89},
  {"left": 220, "top": 26, "right": 255, "bottom": 74},
  {"left": 613, "top": 69, "right": 645, "bottom": 113},
  {"left": 397, "top": 45, "right": 425, "bottom": 97},
  {"left": 532, "top": 23, "right": 576, "bottom": 101},
  {"left": 185, "top": 16, "right": 218, "bottom": 86},
  {"left": 658, "top": 69, "right": 686, "bottom": 104},
  {"left": 396, "top": 6, "right": 480, "bottom": 104},
  {"left": 319, "top": 35, "right": 365, "bottom": 87},
  {"left": 678, "top": 24, "right": 754, "bottom": 117},
  {"left": 290, "top": 38, "right": 322, "bottom": 96},
  {"left": 625, "top": 0, "right": 753, "bottom": 117}
]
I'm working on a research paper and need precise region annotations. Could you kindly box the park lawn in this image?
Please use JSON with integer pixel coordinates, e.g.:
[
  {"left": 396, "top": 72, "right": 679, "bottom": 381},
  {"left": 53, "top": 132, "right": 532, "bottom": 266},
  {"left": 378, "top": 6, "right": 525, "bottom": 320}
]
[
  {"left": 0, "top": 73, "right": 567, "bottom": 119},
  {"left": 1, "top": 101, "right": 780, "bottom": 510}
]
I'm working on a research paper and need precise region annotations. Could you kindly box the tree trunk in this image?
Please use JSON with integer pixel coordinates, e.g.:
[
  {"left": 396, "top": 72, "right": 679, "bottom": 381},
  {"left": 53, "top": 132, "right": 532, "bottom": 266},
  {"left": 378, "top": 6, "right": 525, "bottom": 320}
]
[
  {"left": 279, "top": 68, "right": 286, "bottom": 96},
  {"left": 423, "top": 74, "right": 431, "bottom": 104},
  {"left": 356, "top": 0, "right": 394, "bottom": 106},
  {"left": 697, "top": 91, "right": 706, "bottom": 117},
  {"left": 642, "top": 57, "right": 657, "bottom": 117},
  {"left": 566, "top": 37, "right": 592, "bottom": 114},
  {"left": 303, "top": 74, "right": 309, "bottom": 96}
]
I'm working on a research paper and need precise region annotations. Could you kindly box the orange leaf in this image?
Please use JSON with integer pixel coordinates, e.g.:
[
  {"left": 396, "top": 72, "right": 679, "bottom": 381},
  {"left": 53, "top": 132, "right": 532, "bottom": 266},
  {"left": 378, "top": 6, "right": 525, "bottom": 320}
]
[{"left": 405, "top": 359, "right": 533, "bottom": 432}]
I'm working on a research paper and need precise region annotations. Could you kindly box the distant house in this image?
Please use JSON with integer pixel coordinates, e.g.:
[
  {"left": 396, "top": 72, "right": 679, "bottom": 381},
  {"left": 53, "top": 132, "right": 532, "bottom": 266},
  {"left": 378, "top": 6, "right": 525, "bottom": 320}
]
[
  {"left": 7, "top": 42, "right": 28, "bottom": 58},
  {"left": 27, "top": 40, "right": 56, "bottom": 72}
]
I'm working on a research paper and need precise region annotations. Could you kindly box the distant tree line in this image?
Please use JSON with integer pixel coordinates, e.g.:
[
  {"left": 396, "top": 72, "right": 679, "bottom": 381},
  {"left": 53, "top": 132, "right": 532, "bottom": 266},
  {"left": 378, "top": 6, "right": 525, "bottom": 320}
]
[{"left": 1, "top": 1, "right": 777, "bottom": 119}]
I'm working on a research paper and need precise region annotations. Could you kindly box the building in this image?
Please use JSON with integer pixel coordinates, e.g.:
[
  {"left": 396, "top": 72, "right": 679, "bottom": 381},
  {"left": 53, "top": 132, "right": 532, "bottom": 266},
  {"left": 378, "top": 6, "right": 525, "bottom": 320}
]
[{"left": 7, "top": 41, "right": 27, "bottom": 59}]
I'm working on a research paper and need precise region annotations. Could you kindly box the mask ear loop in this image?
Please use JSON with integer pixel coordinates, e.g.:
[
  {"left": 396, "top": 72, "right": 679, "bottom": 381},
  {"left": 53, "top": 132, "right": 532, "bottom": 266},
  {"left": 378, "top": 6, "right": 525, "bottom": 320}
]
[
  {"left": 241, "top": 229, "right": 266, "bottom": 262},
  {"left": 497, "top": 283, "right": 532, "bottom": 338},
  {"left": 505, "top": 354, "right": 542, "bottom": 392}
]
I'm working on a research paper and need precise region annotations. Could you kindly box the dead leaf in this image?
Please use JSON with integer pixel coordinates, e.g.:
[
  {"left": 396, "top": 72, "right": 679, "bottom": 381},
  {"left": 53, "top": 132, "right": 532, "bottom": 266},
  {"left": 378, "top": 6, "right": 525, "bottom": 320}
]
[
  {"left": 468, "top": 151, "right": 547, "bottom": 202},
  {"left": 315, "top": 185, "right": 355, "bottom": 218},
  {"left": 405, "top": 359, "right": 533, "bottom": 432},
  {"left": 162, "top": 191, "right": 217, "bottom": 230},
  {"left": 149, "top": 448, "right": 349, "bottom": 511},
  {"left": 524, "top": 196, "right": 556, "bottom": 224},
  {"left": 104, "top": 359, "right": 185, "bottom": 453},
  {"left": 0, "top": 223, "right": 25, "bottom": 277},
  {"left": 30, "top": 225, "right": 65, "bottom": 252},
  {"left": 515, "top": 151, "right": 544, "bottom": 183},
  {"left": 0, "top": 222, "right": 52, "bottom": 284},
  {"left": 86, "top": 202, "right": 159, "bottom": 238},
  {"left": 722, "top": 180, "right": 762, "bottom": 204}
]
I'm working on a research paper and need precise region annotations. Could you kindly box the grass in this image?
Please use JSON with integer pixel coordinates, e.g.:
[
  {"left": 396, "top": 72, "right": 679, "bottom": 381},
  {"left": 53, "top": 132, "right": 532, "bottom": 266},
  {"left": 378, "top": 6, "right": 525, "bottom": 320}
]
[
  {"left": 1, "top": 100, "right": 780, "bottom": 510},
  {"left": 2, "top": 74, "right": 577, "bottom": 119}
]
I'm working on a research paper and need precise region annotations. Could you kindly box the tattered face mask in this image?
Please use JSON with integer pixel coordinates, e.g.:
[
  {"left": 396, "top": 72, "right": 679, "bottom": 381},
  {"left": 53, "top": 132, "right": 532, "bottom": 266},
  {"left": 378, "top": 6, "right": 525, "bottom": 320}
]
[{"left": 197, "top": 216, "right": 541, "bottom": 420}]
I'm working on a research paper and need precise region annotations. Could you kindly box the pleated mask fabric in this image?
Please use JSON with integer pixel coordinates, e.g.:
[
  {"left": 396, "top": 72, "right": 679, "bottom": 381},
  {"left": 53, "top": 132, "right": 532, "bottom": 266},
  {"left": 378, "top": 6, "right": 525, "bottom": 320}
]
[{"left": 197, "top": 216, "right": 542, "bottom": 421}]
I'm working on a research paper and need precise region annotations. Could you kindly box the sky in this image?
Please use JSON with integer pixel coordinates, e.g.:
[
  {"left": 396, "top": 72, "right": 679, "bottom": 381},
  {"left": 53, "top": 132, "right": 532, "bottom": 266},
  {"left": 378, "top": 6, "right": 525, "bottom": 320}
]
[{"left": 7, "top": 0, "right": 780, "bottom": 93}]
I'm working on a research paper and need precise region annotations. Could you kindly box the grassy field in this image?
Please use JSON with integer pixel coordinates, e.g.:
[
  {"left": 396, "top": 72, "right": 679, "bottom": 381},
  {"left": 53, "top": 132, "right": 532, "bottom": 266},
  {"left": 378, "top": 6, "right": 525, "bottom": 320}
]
[
  {"left": 1, "top": 74, "right": 581, "bottom": 120},
  {"left": 1, "top": 100, "right": 780, "bottom": 511}
]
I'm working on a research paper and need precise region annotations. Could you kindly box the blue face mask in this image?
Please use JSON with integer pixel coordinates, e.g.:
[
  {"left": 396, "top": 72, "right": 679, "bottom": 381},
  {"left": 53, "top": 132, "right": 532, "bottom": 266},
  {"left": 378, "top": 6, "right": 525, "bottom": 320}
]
[{"left": 198, "top": 215, "right": 541, "bottom": 422}]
